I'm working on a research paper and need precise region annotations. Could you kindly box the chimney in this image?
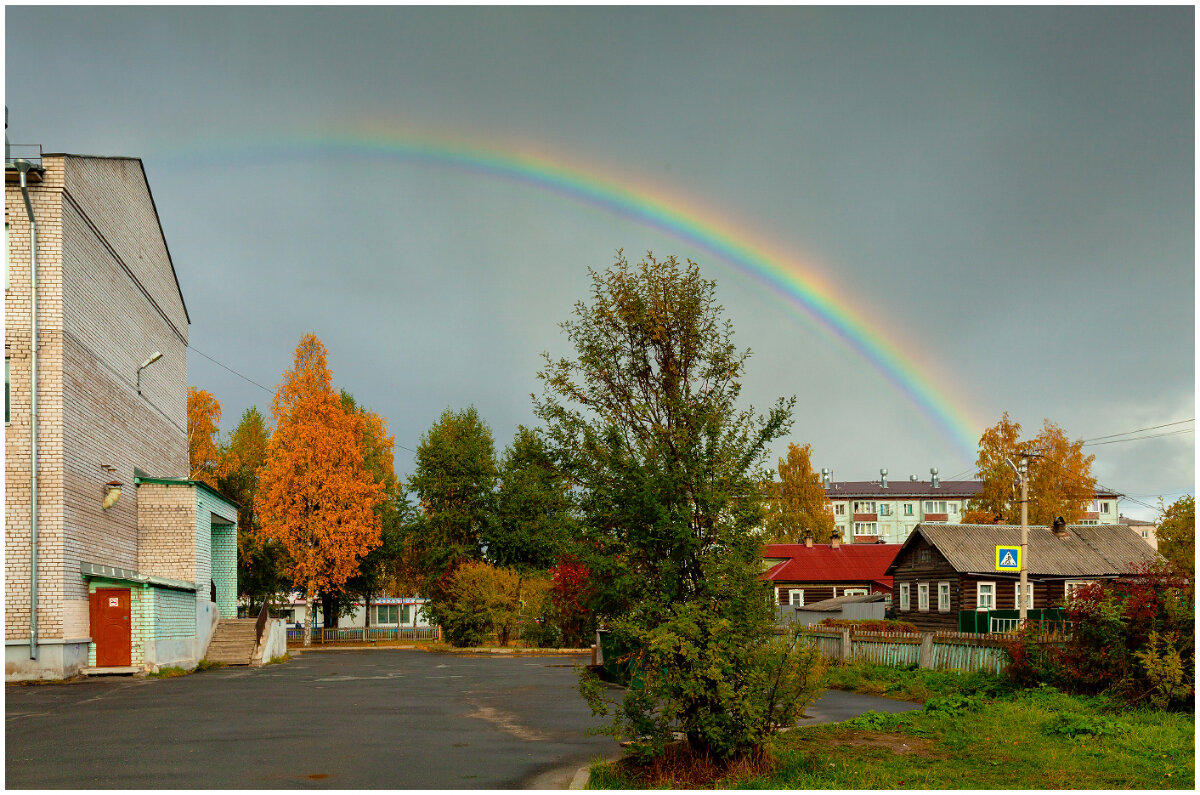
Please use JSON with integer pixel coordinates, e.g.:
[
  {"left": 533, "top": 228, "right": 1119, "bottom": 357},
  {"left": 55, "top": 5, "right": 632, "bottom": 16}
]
[
  {"left": 880, "top": 468, "right": 888, "bottom": 488},
  {"left": 821, "top": 468, "right": 831, "bottom": 489},
  {"left": 1052, "top": 516, "right": 1069, "bottom": 538},
  {"left": 930, "top": 467, "right": 940, "bottom": 488},
  {"left": 831, "top": 529, "right": 841, "bottom": 550},
  {"left": 804, "top": 531, "right": 813, "bottom": 548}
]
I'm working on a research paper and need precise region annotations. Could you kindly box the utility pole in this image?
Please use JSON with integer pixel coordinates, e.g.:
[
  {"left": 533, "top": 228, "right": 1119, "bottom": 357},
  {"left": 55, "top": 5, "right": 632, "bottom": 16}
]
[{"left": 1018, "top": 456, "right": 1029, "bottom": 625}]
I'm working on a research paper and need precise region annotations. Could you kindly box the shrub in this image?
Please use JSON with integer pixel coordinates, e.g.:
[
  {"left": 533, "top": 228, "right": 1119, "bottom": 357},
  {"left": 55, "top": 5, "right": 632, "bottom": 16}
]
[
  {"left": 437, "top": 562, "right": 522, "bottom": 647},
  {"left": 1041, "top": 713, "right": 1129, "bottom": 738}
]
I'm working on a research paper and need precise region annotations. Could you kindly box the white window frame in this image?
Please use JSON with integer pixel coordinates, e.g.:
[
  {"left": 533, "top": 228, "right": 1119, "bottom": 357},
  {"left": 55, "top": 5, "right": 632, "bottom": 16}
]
[
  {"left": 1064, "top": 580, "right": 1096, "bottom": 600},
  {"left": 853, "top": 522, "right": 879, "bottom": 536},
  {"left": 917, "top": 582, "right": 930, "bottom": 612},
  {"left": 374, "top": 604, "right": 399, "bottom": 625},
  {"left": 924, "top": 500, "right": 947, "bottom": 514},
  {"left": 899, "top": 583, "right": 911, "bottom": 611},
  {"left": 834, "top": 503, "right": 845, "bottom": 515},
  {"left": 852, "top": 500, "right": 876, "bottom": 514},
  {"left": 1100, "top": 501, "right": 1111, "bottom": 514},
  {"left": 938, "top": 582, "right": 951, "bottom": 612},
  {"left": 1015, "top": 582, "right": 1034, "bottom": 610},
  {"left": 788, "top": 589, "right": 804, "bottom": 607},
  {"left": 976, "top": 581, "right": 996, "bottom": 610},
  {"left": 842, "top": 588, "right": 868, "bottom": 597}
]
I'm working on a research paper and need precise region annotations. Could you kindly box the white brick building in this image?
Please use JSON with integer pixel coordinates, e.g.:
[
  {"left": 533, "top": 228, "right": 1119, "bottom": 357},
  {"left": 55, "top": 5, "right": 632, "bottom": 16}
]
[{"left": 5, "top": 148, "right": 237, "bottom": 679}]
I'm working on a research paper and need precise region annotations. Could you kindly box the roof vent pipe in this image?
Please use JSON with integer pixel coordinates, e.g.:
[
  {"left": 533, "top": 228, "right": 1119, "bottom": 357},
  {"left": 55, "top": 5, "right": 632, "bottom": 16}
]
[
  {"left": 930, "top": 467, "right": 940, "bottom": 489},
  {"left": 821, "top": 468, "right": 830, "bottom": 489},
  {"left": 880, "top": 468, "right": 888, "bottom": 488},
  {"left": 910, "top": 474, "right": 918, "bottom": 482}
]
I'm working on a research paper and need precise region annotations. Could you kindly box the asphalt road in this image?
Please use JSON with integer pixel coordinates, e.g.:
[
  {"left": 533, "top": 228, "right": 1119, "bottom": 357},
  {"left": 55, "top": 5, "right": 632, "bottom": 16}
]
[
  {"left": 5, "top": 649, "right": 619, "bottom": 789},
  {"left": 5, "top": 649, "right": 921, "bottom": 789}
]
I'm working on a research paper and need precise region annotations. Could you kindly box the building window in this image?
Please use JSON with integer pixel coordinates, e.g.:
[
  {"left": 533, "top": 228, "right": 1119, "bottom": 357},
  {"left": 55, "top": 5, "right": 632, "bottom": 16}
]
[
  {"left": 1064, "top": 580, "right": 1096, "bottom": 600},
  {"left": 1100, "top": 502, "right": 1111, "bottom": 514},
  {"left": 976, "top": 582, "right": 996, "bottom": 610},
  {"left": 834, "top": 504, "right": 845, "bottom": 515},
  {"left": 917, "top": 547, "right": 931, "bottom": 564},
  {"left": 948, "top": 503, "right": 958, "bottom": 514},
  {"left": 374, "top": 605, "right": 400, "bottom": 625},
  {"left": 843, "top": 588, "right": 868, "bottom": 597},
  {"left": 852, "top": 501, "right": 876, "bottom": 513},
  {"left": 938, "top": 582, "right": 950, "bottom": 612},
  {"left": 899, "top": 583, "right": 910, "bottom": 611},
  {"left": 789, "top": 589, "right": 804, "bottom": 607},
  {"left": 917, "top": 582, "right": 929, "bottom": 611},
  {"left": 854, "top": 522, "right": 878, "bottom": 535},
  {"left": 1015, "top": 582, "right": 1033, "bottom": 610},
  {"left": 879, "top": 503, "right": 892, "bottom": 517},
  {"left": 1141, "top": 530, "right": 1149, "bottom": 539},
  {"left": 924, "top": 500, "right": 947, "bottom": 514},
  {"left": 904, "top": 503, "right": 913, "bottom": 516}
]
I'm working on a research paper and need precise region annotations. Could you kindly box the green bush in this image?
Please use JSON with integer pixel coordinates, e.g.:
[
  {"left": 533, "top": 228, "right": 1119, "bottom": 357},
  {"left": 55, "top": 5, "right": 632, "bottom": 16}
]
[
  {"left": 1041, "top": 713, "right": 1129, "bottom": 738},
  {"left": 817, "top": 618, "right": 919, "bottom": 633}
]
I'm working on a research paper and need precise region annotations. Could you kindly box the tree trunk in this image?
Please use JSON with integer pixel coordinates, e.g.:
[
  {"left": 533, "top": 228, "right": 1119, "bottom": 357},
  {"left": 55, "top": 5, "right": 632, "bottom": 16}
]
[{"left": 304, "top": 589, "right": 314, "bottom": 647}]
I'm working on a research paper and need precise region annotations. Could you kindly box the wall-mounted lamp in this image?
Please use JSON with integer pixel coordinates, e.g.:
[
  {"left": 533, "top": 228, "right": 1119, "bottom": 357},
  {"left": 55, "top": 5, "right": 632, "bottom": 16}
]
[{"left": 137, "top": 351, "right": 163, "bottom": 396}]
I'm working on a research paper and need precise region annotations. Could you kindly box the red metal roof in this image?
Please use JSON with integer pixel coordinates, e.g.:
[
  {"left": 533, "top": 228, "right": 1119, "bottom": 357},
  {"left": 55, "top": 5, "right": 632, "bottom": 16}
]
[{"left": 762, "top": 543, "right": 902, "bottom": 585}]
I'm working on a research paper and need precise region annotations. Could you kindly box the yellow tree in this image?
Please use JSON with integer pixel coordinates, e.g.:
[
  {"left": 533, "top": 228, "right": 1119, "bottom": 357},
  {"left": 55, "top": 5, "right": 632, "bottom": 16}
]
[
  {"left": 765, "top": 442, "right": 836, "bottom": 543},
  {"left": 187, "top": 387, "right": 222, "bottom": 488},
  {"left": 967, "top": 413, "right": 1097, "bottom": 526},
  {"left": 257, "top": 335, "right": 384, "bottom": 645}
]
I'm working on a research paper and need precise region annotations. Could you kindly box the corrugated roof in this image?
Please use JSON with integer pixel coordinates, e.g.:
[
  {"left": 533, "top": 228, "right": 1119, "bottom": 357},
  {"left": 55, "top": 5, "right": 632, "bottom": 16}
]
[
  {"left": 894, "top": 523, "right": 1159, "bottom": 577},
  {"left": 796, "top": 592, "right": 887, "bottom": 612},
  {"left": 762, "top": 543, "right": 902, "bottom": 583}
]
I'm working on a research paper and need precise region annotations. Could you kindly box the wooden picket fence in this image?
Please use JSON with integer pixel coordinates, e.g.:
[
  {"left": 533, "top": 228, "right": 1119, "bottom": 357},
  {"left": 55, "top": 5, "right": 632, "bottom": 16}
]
[{"left": 798, "top": 626, "right": 1067, "bottom": 675}]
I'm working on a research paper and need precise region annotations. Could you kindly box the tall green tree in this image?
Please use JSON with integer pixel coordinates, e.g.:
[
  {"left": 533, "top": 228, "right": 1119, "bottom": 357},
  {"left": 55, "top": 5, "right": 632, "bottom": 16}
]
[
  {"left": 536, "top": 252, "right": 817, "bottom": 760},
  {"left": 408, "top": 406, "right": 498, "bottom": 609},
  {"left": 764, "top": 442, "right": 836, "bottom": 543},
  {"left": 485, "top": 425, "right": 574, "bottom": 573},
  {"left": 1157, "top": 495, "right": 1194, "bottom": 578}
]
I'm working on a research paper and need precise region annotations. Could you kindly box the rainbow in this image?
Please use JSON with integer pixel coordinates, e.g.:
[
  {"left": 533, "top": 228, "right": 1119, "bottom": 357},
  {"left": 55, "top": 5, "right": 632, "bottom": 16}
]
[{"left": 157, "top": 125, "right": 983, "bottom": 459}]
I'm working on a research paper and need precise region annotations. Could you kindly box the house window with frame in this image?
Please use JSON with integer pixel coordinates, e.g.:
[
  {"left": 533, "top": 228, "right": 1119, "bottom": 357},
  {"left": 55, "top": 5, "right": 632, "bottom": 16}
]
[
  {"left": 923, "top": 500, "right": 947, "bottom": 514},
  {"left": 834, "top": 503, "right": 845, "bottom": 515},
  {"left": 917, "top": 582, "right": 930, "bottom": 611},
  {"left": 938, "top": 582, "right": 951, "bottom": 612},
  {"left": 1100, "top": 501, "right": 1111, "bottom": 514},
  {"left": 976, "top": 582, "right": 996, "bottom": 610},
  {"left": 842, "top": 588, "right": 868, "bottom": 597},
  {"left": 917, "top": 547, "right": 931, "bottom": 564},
  {"left": 852, "top": 501, "right": 876, "bottom": 514},
  {"left": 374, "top": 605, "right": 400, "bottom": 625},
  {"left": 1015, "top": 582, "right": 1033, "bottom": 610},
  {"left": 789, "top": 589, "right": 804, "bottom": 607},
  {"left": 1064, "top": 580, "right": 1096, "bottom": 600},
  {"left": 899, "top": 583, "right": 910, "bottom": 611},
  {"left": 904, "top": 503, "right": 914, "bottom": 516},
  {"left": 854, "top": 522, "right": 878, "bottom": 536},
  {"left": 879, "top": 503, "right": 892, "bottom": 517}
]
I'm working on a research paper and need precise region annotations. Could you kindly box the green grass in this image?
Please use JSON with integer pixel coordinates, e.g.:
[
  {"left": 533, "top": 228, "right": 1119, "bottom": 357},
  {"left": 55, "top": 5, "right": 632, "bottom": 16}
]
[
  {"left": 195, "top": 659, "right": 225, "bottom": 671},
  {"left": 266, "top": 653, "right": 292, "bottom": 665},
  {"left": 588, "top": 664, "right": 1195, "bottom": 789},
  {"left": 144, "top": 666, "right": 189, "bottom": 679}
]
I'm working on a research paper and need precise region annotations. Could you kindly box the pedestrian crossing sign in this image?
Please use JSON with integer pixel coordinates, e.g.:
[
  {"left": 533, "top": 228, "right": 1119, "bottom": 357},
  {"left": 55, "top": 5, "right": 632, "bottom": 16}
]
[{"left": 995, "top": 545, "right": 1021, "bottom": 571}]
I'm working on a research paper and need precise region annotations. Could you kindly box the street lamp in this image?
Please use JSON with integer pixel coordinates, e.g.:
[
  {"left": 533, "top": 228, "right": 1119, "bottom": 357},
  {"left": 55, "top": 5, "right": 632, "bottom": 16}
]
[{"left": 137, "top": 351, "right": 163, "bottom": 395}]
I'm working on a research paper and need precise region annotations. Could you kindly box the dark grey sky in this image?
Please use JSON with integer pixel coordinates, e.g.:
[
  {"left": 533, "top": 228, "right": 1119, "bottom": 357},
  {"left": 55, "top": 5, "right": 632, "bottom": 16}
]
[{"left": 6, "top": 7, "right": 1193, "bottom": 518}]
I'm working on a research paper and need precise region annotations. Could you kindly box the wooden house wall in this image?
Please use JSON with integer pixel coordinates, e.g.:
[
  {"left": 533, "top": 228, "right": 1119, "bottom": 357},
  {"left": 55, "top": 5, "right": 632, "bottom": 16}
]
[{"left": 773, "top": 583, "right": 879, "bottom": 605}]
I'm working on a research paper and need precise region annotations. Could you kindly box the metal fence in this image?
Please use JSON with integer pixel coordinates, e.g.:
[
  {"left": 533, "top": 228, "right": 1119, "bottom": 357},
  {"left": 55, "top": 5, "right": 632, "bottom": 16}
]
[{"left": 286, "top": 626, "right": 439, "bottom": 643}]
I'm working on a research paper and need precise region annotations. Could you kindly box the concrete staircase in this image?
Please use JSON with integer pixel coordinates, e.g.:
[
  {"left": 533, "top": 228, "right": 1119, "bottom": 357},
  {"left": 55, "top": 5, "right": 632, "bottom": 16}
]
[{"left": 206, "top": 618, "right": 258, "bottom": 665}]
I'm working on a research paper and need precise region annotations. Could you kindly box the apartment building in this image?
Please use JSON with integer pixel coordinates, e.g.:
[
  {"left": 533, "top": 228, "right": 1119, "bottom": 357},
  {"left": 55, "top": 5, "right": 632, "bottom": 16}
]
[
  {"left": 5, "top": 145, "right": 236, "bottom": 680},
  {"left": 822, "top": 469, "right": 1120, "bottom": 545}
]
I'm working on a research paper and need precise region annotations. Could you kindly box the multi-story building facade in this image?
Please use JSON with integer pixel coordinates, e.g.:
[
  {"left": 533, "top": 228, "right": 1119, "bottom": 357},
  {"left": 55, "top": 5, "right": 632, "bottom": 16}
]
[
  {"left": 5, "top": 147, "right": 236, "bottom": 679},
  {"left": 822, "top": 469, "right": 1120, "bottom": 545}
]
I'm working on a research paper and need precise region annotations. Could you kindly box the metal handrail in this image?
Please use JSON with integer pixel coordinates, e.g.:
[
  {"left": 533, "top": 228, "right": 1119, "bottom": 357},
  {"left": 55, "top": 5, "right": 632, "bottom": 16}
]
[
  {"left": 5, "top": 144, "right": 43, "bottom": 170},
  {"left": 255, "top": 600, "right": 270, "bottom": 648}
]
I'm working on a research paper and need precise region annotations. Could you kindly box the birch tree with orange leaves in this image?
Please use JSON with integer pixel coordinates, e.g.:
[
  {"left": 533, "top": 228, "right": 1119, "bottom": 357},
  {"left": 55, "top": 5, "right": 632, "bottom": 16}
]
[
  {"left": 765, "top": 442, "right": 836, "bottom": 543},
  {"left": 257, "top": 335, "right": 384, "bottom": 646},
  {"left": 187, "top": 387, "right": 222, "bottom": 488}
]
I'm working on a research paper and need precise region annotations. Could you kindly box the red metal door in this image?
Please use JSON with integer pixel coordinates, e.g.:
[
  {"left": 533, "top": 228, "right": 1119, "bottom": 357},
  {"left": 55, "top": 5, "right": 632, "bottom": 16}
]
[{"left": 89, "top": 588, "right": 131, "bottom": 666}]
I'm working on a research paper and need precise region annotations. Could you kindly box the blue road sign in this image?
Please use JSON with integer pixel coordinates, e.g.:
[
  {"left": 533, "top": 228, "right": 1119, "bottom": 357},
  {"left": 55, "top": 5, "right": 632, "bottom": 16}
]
[{"left": 995, "top": 545, "right": 1021, "bottom": 571}]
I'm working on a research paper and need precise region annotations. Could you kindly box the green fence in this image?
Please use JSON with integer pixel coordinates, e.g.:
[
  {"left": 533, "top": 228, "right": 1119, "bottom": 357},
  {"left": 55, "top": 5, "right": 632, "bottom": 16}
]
[{"left": 957, "top": 609, "right": 1070, "bottom": 634}]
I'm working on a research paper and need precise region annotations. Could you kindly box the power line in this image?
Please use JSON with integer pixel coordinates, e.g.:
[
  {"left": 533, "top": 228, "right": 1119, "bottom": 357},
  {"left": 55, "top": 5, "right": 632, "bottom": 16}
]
[
  {"left": 1084, "top": 428, "right": 1194, "bottom": 447},
  {"left": 1082, "top": 418, "right": 1194, "bottom": 443},
  {"left": 190, "top": 345, "right": 419, "bottom": 455}
]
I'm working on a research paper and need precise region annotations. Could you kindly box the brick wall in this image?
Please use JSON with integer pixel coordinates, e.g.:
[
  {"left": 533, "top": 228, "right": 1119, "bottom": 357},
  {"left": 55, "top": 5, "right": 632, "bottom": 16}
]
[
  {"left": 155, "top": 588, "right": 197, "bottom": 640},
  {"left": 5, "top": 154, "right": 188, "bottom": 646}
]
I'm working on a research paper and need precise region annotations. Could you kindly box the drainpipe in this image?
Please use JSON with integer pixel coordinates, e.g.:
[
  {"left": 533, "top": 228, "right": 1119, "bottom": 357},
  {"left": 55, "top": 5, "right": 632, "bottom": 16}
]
[{"left": 14, "top": 159, "right": 39, "bottom": 660}]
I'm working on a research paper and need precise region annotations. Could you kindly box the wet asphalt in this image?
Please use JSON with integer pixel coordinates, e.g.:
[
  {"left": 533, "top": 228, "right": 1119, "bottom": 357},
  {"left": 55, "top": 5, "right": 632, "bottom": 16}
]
[{"left": 5, "top": 648, "right": 921, "bottom": 789}]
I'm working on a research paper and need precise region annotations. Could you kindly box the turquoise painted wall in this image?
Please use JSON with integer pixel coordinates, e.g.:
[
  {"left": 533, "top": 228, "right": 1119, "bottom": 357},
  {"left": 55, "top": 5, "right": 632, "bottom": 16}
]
[{"left": 195, "top": 486, "right": 238, "bottom": 619}]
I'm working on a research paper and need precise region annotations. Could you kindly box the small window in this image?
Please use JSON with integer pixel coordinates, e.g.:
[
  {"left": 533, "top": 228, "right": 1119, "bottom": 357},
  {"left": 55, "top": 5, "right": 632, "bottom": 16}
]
[
  {"left": 854, "top": 522, "right": 878, "bottom": 535},
  {"left": 879, "top": 503, "right": 892, "bottom": 517},
  {"left": 374, "top": 604, "right": 399, "bottom": 625},
  {"left": 842, "top": 588, "right": 868, "bottom": 597},
  {"left": 834, "top": 504, "right": 845, "bottom": 515},
  {"left": 976, "top": 582, "right": 996, "bottom": 610},
  {"left": 852, "top": 501, "right": 876, "bottom": 514},
  {"left": 917, "top": 583, "right": 929, "bottom": 611},
  {"left": 789, "top": 589, "right": 804, "bottom": 607},
  {"left": 1100, "top": 502, "right": 1111, "bottom": 514},
  {"left": 938, "top": 582, "right": 950, "bottom": 611},
  {"left": 899, "top": 583, "right": 911, "bottom": 611},
  {"left": 917, "top": 547, "right": 931, "bottom": 564},
  {"left": 1015, "top": 582, "right": 1033, "bottom": 610},
  {"left": 904, "top": 503, "right": 913, "bottom": 516},
  {"left": 1064, "top": 580, "right": 1096, "bottom": 600}
]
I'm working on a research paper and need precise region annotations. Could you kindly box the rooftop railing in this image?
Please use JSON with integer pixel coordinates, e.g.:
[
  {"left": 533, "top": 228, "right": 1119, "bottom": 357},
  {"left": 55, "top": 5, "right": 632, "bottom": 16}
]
[{"left": 5, "top": 143, "right": 43, "bottom": 171}]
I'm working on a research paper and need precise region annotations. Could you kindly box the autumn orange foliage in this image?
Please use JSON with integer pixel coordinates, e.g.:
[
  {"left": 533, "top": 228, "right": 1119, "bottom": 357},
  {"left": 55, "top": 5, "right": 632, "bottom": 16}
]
[
  {"left": 257, "top": 335, "right": 384, "bottom": 644},
  {"left": 187, "top": 387, "right": 222, "bottom": 488}
]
